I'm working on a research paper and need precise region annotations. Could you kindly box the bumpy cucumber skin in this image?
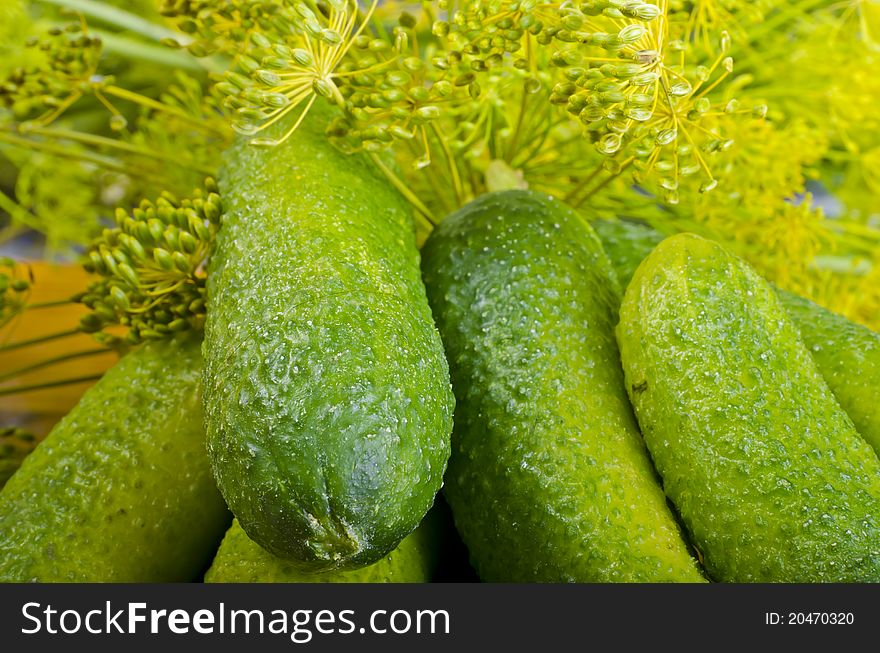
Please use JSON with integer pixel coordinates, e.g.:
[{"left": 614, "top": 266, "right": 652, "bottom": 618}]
[
  {"left": 205, "top": 108, "right": 453, "bottom": 569},
  {"left": 421, "top": 190, "right": 704, "bottom": 582},
  {"left": 777, "top": 290, "right": 880, "bottom": 455},
  {"left": 0, "top": 336, "right": 229, "bottom": 582},
  {"left": 205, "top": 510, "right": 440, "bottom": 583},
  {"left": 617, "top": 233, "right": 880, "bottom": 582},
  {"left": 594, "top": 219, "right": 880, "bottom": 454}
]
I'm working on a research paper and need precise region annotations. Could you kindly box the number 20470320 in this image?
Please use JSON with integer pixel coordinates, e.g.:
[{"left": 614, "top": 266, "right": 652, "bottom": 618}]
[{"left": 765, "top": 613, "right": 854, "bottom": 625}]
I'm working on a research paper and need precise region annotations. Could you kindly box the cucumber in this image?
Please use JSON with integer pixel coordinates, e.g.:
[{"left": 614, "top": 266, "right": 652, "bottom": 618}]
[
  {"left": 205, "top": 508, "right": 443, "bottom": 583},
  {"left": 593, "top": 219, "right": 880, "bottom": 454},
  {"left": 616, "top": 233, "right": 880, "bottom": 582},
  {"left": 420, "top": 190, "right": 704, "bottom": 582},
  {"left": 775, "top": 290, "right": 880, "bottom": 455},
  {"left": 204, "top": 107, "right": 453, "bottom": 569},
  {"left": 0, "top": 336, "right": 229, "bottom": 582}
]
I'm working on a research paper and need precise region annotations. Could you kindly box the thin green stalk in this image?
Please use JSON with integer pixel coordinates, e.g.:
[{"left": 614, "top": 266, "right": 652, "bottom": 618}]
[
  {"left": 24, "top": 299, "right": 75, "bottom": 310},
  {"left": 0, "top": 348, "right": 111, "bottom": 383},
  {"left": 0, "top": 373, "right": 104, "bottom": 397},
  {"left": 369, "top": 153, "right": 437, "bottom": 229},
  {"left": 38, "top": 0, "right": 184, "bottom": 44},
  {"left": 22, "top": 125, "right": 216, "bottom": 175},
  {"left": 570, "top": 157, "right": 634, "bottom": 208},
  {"left": 103, "top": 86, "right": 225, "bottom": 135},
  {"left": 90, "top": 29, "right": 221, "bottom": 73},
  {"left": 0, "top": 329, "right": 81, "bottom": 353},
  {"left": 0, "top": 130, "right": 132, "bottom": 175},
  {"left": 0, "top": 189, "right": 36, "bottom": 231}
]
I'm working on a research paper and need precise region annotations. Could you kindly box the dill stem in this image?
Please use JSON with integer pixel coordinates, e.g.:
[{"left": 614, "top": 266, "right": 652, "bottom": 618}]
[
  {"left": 0, "top": 131, "right": 132, "bottom": 175},
  {"left": 24, "top": 299, "right": 75, "bottom": 310},
  {"left": 7, "top": 127, "right": 214, "bottom": 176},
  {"left": 0, "top": 348, "right": 112, "bottom": 383},
  {"left": 506, "top": 88, "right": 531, "bottom": 161},
  {"left": 103, "top": 86, "right": 223, "bottom": 136},
  {"left": 88, "top": 28, "right": 216, "bottom": 72},
  {"left": 431, "top": 123, "right": 464, "bottom": 208},
  {"left": 571, "top": 158, "right": 634, "bottom": 208},
  {"left": 0, "top": 329, "right": 81, "bottom": 353},
  {"left": 563, "top": 164, "right": 605, "bottom": 204},
  {"left": 0, "top": 190, "right": 36, "bottom": 231},
  {"left": 0, "top": 374, "right": 104, "bottom": 397},
  {"left": 37, "top": 0, "right": 183, "bottom": 44},
  {"left": 368, "top": 154, "right": 436, "bottom": 230}
]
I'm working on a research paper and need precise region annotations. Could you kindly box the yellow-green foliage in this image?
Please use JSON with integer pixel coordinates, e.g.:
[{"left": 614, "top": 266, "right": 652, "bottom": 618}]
[{"left": 0, "top": 0, "right": 877, "bottom": 328}]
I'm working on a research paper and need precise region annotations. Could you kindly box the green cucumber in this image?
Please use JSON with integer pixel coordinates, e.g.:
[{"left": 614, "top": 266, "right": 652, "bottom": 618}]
[
  {"left": 775, "top": 290, "right": 880, "bottom": 455},
  {"left": 204, "top": 107, "right": 453, "bottom": 570},
  {"left": 0, "top": 336, "right": 229, "bottom": 582},
  {"left": 593, "top": 219, "right": 880, "bottom": 454},
  {"left": 617, "top": 233, "right": 880, "bottom": 582},
  {"left": 420, "top": 190, "right": 704, "bottom": 582},
  {"left": 205, "top": 508, "right": 443, "bottom": 583}
]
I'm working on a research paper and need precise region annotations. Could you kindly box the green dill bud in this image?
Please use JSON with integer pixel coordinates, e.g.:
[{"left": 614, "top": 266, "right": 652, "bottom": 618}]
[
  {"left": 189, "top": 298, "right": 206, "bottom": 314},
  {"left": 291, "top": 49, "right": 313, "bottom": 67},
  {"left": 167, "top": 318, "right": 190, "bottom": 332},
  {"left": 402, "top": 57, "right": 423, "bottom": 73},
  {"left": 409, "top": 86, "right": 429, "bottom": 102},
  {"left": 163, "top": 227, "right": 182, "bottom": 252},
  {"left": 700, "top": 179, "right": 719, "bottom": 193},
  {"left": 254, "top": 69, "right": 281, "bottom": 87},
  {"left": 313, "top": 78, "right": 337, "bottom": 98},
  {"left": 631, "top": 71, "right": 659, "bottom": 86},
  {"left": 433, "top": 21, "right": 450, "bottom": 37},
  {"left": 625, "top": 106, "right": 652, "bottom": 121},
  {"left": 389, "top": 125, "right": 414, "bottom": 140},
  {"left": 408, "top": 105, "right": 437, "bottom": 123},
  {"left": 179, "top": 232, "right": 199, "bottom": 254},
  {"left": 119, "top": 263, "right": 140, "bottom": 288},
  {"left": 100, "top": 250, "right": 119, "bottom": 276},
  {"left": 79, "top": 312, "right": 104, "bottom": 333},
  {"left": 655, "top": 128, "right": 677, "bottom": 146},
  {"left": 225, "top": 71, "right": 252, "bottom": 90},
  {"left": 399, "top": 12, "right": 417, "bottom": 29},
  {"left": 385, "top": 70, "right": 411, "bottom": 87},
  {"left": 694, "top": 97, "right": 711, "bottom": 113},
  {"left": 596, "top": 133, "right": 622, "bottom": 155},
  {"left": 172, "top": 252, "right": 192, "bottom": 273},
  {"left": 670, "top": 81, "right": 691, "bottom": 96},
  {"left": 110, "top": 286, "right": 130, "bottom": 310},
  {"left": 433, "top": 80, "right": 453, "bottom": 96},
  {"left": 251, "top": 32, "right": 272, "bottom": 49},
  {"left": 381, "top": 88, "right": 406, "bottom": 103},
  {"left": 630, "top": 2, "right": 660, "bottom": 20},
  {"left": 618, "top": 24, "right": 646, "bottom": 43},
  {"left": 153, "top": 248, "right": 174, "bottom": 271}
]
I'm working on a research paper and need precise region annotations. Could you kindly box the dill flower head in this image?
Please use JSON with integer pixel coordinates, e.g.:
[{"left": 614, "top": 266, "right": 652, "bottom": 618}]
[{"left": 79, "top": 179, "right": 221, "bottom": 345}]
